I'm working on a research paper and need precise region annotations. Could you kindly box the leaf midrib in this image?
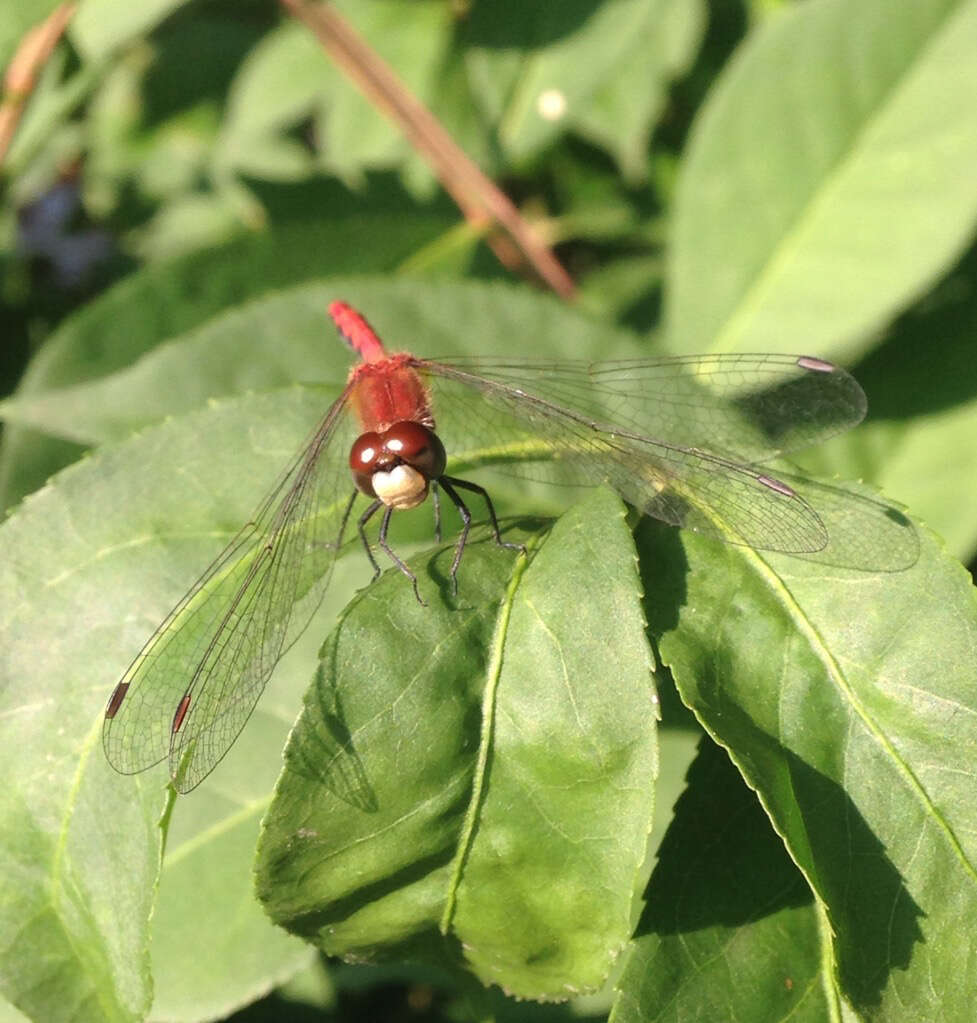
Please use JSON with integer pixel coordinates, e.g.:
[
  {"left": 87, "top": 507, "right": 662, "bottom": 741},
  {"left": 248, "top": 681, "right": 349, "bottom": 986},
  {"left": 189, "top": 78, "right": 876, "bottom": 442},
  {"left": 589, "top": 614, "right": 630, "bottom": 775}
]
[
  {"left": 750, "top": 546, "right": 977, "bottom": 889},
  {"left": 439, "top": 540, "right": 531, "bottom": 933}
]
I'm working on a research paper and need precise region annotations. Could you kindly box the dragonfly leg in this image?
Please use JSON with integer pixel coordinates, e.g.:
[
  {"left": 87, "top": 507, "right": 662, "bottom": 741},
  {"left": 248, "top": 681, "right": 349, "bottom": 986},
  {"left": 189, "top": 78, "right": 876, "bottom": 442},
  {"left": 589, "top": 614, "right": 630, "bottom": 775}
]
[
  {"left": 377, "top": 505, "right": 426, "bottom": 606},
  {"left": 439, "top": 476, "right": 526, "bottom": 595},
  {"left": 358, "top": 499, "right": 384, "bottom": 581},
  {"left": 333, "top": 490, "right": 358, "bottom": 550},
  {"left": 432, "top": 481, "right": 442, "bottom": 544}
]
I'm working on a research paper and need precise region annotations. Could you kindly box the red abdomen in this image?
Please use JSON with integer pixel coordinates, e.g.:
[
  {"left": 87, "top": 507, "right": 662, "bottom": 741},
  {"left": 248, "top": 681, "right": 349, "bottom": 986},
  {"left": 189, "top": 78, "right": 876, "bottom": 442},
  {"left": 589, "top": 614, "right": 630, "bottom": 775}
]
[{"left": 329, "top": 301, "right": 388, "bottom": 364}]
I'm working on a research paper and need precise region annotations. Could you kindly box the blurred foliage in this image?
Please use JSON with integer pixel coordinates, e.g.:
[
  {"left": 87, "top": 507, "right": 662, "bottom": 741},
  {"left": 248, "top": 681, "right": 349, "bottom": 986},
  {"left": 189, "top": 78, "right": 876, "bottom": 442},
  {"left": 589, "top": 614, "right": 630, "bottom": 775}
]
[
  {"left": 1, "top": 0, "right": 712, "bottom": 405},
  {"left": 2, "top": 0, "right": 977, "bottom": 1021}
]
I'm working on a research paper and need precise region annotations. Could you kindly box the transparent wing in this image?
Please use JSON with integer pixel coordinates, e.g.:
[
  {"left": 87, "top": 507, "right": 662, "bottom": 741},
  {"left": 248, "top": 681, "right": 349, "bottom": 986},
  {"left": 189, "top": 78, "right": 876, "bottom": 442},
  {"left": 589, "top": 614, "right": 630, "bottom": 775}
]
[
  {"left": 424, "top": 353, "right": 865, "bottom": 463},
  {"left": 419, "top": 354, "right": 866, "bottom": 554},
  {"left": 102, "top": 386, "right": 359, "bottom": 792}
]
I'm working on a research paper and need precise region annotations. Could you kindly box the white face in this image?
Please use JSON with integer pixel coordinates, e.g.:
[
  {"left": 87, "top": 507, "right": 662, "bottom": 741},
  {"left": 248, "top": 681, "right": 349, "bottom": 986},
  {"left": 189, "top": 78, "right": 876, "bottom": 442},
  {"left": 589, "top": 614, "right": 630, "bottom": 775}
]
[{"left": 371, "top": 464, "right": 429, "bottom": 510}]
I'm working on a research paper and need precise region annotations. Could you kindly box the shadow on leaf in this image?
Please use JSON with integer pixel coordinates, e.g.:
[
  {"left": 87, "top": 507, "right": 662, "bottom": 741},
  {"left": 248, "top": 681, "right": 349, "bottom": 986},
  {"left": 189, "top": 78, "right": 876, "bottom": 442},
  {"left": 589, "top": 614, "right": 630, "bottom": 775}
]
[
  {"left": 778, "top": 472, "right": 920, "bottom": 572},
  {"left": 635, "top": 735, "right": 923, "bottom": 1012},
  {"left": 285, "top": 656, "right": 378, "bottom": 813},
  {"left": 424, "top": 516, "right": 545, "bottom": 605}
]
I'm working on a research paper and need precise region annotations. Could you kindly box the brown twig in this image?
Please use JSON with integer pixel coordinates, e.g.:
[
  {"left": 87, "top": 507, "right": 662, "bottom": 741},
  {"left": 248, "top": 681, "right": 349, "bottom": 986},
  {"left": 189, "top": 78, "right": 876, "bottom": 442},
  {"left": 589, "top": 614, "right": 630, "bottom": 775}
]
[
  {"left": 279, "top": 0, "right": 576, "bottom": 301},
  {"left": 0, "top": 3, "right": 76, "bottom": 167}
]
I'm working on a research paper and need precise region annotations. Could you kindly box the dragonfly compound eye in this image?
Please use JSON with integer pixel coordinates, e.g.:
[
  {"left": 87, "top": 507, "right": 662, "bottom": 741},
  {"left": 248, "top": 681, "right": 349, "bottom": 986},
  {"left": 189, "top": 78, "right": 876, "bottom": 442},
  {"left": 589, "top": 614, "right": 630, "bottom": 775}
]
[
  {"left": 349, "top": 431, "right": 383, "bottom": 472},
  {"left": 383, "top": 421, "right": 447, "bottom": 480},
  {"left": 350, "top": 431, "right": 384, "bottom": 495}
]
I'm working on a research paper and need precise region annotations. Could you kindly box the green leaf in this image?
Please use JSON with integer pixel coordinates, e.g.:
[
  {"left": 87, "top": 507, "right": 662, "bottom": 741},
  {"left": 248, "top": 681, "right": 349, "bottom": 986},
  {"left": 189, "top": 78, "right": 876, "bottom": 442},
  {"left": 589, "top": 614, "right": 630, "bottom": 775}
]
[
  {"left": 570, "top": 0, "right": 707, "bottom": 183},
  {"left": 21, "top": 212, "right": 452, "bottom": 393},
  {"left": 635, "top": 488, "right": 977, "bottom": 1016},
  {"left": 273, "top": 957, "right": 336, "bottom": 1013},
  {"left": 129, "top": 187, "right": 253, "bottom": 264},
  {"left": 858, "top": 406, "right": 977, "bottom": 564},
  {"left": 792, "top": 244, "right": 977, "bottom": 563},
  {"left": 317, "top": 0, "right": 452, "bottom": 181},
  {"left": 146, "top": 666, "right": 323, "bottom": 1021},
  {"left": 611, "top": 739, "right": 829, "bottom": 1022},
  {"left": 667, "top": 0, "right": 977, "bottom": 357},
  {"left": 0, "top": 992, "right": 30, "bottom": 1023},
  {"left": 256, "top": 488, "right": 657, "bottom": 999},
  {"left": 0, "top": 277, "right": 644, "bottom": 447},
  {"left": 213, "top": 21, "right": 332, "bottom": 181},
  {"left": 70, "top": 0, "right": 192, "bottom": 61},
  {"left": 0, "top": 390, "right": 358, "bottom": 1021},
  {"left": 464, "top": 0, "right": 672, "bottom": 164}
]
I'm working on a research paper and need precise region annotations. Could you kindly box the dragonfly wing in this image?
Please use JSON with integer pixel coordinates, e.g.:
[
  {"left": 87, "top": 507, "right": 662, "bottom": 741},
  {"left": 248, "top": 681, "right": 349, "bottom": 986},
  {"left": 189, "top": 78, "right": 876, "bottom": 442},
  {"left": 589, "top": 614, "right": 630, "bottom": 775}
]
[
  {"left": 102, "top": 520, "right": 268, "bottom": 777},
  {"left": 422, "top": 361, "right": 829, "bottom": 553},
  {"left": 424, "top": 354, "right": 865, "bottom": 463},
  {"left": 103, "top": 389, "right": 358, "bottom": 792},
  {"left": 603, "top": 438, "right": 827, "bottom": 552}
]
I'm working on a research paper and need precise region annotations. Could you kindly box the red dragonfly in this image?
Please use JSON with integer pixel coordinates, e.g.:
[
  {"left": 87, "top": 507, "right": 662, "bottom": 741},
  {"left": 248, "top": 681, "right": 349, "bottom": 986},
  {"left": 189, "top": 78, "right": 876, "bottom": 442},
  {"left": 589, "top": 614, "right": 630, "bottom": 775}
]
[{"left": 103, "top": 302, "right": 865, "bottom": 791}]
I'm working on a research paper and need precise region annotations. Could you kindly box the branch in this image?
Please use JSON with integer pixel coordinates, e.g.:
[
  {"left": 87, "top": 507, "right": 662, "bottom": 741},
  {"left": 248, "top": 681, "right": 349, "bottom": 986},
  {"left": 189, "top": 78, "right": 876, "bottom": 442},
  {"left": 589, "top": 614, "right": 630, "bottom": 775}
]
[
  {"left": 0, "top": 3, "right": 77, "bottom": 167},
  {"left": 279, "top": 0, "right": 576, "bottom": 301}
]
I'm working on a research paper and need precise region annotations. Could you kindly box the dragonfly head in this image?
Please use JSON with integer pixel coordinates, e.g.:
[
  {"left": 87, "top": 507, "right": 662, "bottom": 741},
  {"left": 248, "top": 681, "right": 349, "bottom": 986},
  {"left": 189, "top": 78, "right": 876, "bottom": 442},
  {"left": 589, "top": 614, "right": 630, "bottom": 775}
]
[{"left": 350, "top": 420, "right": 447, "bottom": 510}]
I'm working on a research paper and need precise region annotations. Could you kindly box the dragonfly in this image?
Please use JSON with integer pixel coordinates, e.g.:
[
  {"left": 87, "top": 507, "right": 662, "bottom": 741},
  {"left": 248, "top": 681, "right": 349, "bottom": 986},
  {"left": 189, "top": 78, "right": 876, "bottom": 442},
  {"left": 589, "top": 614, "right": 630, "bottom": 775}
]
[{"left": 103, "top": 302, "right": 866, "bottom": 791}]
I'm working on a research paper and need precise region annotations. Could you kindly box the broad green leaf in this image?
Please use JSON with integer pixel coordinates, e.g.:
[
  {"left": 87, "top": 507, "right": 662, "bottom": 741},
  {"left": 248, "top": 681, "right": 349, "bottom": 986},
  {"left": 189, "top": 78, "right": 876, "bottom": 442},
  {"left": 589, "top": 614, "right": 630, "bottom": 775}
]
[
  {"left": 0, "top": 732, "right": 159, "bottom": 1023},
  {"left": 256, "top": 488, "right": 658, "bottom": 999},
  {"left": 0, "top": 390, "right": 360, "bottom": 1022},
  {"left": 635, "top": 486, "right": 977, "bottom": 1016},
  {"left": 149, "top": 793, "right": 316, "bottom": 1023},
  {"left": 570, "top": 0, "right": 707, "bottom": 183},
  {"left": 14, "top": 212, "right": 452, "bottom": 393},
  {"left": 79, "top": 14, "right": 265, "bottom": 225},
  {"left": 790, "top": 243, "right": 977, "bottom": 564},
  {"left": 643, "top": 726, "right": 701, "bottom": 864},
  {"left": 316, "top": 0, "right": 451, "bottom": 183},
  {"left": 273, "top": 957, "right": 336, "bottom": 1013},
  {"left": 611, "top": 739, "right": 830, "bottom": 1022},
  {"left": 0, "top": 208, "right": 453, "bottom": 509},
  {"left": 668, "top": 0, "right": 977, "bottom": 357},
  {"left": 0, "top": 994, "right": 30, "bottom": 1023},
  {"left": 0, "top": 277, "right": 644, "bottom": 447},
  {"left": 747, "top": 0, "right": 793, "bottom": 21},
  {"left": 70, "top": 0, "right": 191, "bottom": 61},
  {"left": 576, "top": 253, "right": 664, "bottom": 321},
  {"left": 464, "top": 0, "right": 669, "bottom": 164},
  {"left": 213, "top": 21, "right": 332, "bottom": 181},
  {"left": 0, "top": 283, "right": 948, "bottom": 1016},
  {"left": 129, "top": 187, "right": 254, "bottom": 264},
  {"left": 852, "top": 407, "right": 977, "bottom": 566}
]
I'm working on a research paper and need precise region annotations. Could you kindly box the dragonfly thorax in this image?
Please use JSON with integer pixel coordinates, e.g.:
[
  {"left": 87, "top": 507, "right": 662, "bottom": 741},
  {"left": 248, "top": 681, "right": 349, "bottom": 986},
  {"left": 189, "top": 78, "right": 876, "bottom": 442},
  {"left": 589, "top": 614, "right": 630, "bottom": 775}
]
[{"left": 349, "top": 420, "right": 447, "bottom": 509}]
